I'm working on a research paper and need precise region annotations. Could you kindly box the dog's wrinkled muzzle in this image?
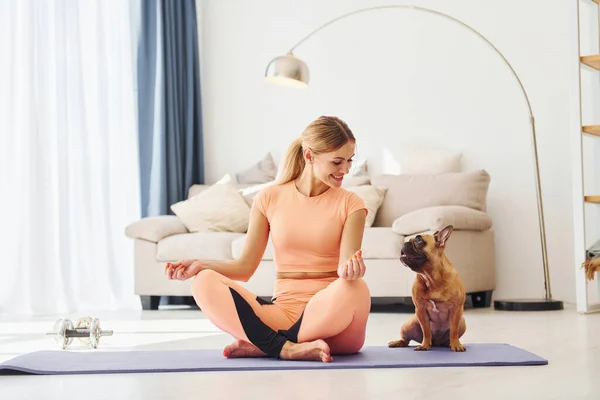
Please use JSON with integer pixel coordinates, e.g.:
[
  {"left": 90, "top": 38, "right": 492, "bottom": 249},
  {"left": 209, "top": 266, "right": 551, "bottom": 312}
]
[{"left": 400, "top": 243, "right": 427, "bottom": 270}]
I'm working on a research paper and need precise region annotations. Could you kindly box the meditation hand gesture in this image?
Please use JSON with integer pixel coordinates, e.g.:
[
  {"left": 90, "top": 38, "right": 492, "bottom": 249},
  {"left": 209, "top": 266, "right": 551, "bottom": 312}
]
[
  {"left": 165, "top": 259, "right": 203, "bottom": 280},
  {"left": 337, "top": 250, "right": 365, "bottom": 280}
]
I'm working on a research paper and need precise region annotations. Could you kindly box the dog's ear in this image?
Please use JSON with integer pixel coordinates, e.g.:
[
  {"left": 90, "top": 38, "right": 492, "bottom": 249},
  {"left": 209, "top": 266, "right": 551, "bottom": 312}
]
[{"left": 435, "top": 225, "right": 453, "bottom": 247}]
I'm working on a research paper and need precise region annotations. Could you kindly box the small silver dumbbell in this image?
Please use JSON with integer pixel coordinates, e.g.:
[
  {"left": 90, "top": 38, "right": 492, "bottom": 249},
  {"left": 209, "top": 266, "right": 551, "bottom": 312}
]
[{"left": 46, "top": 317, "right": 113, "bottom": 349}]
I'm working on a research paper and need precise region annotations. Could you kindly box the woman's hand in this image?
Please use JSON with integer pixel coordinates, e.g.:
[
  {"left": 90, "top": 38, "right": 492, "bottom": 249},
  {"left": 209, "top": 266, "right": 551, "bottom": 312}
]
[
  {"left": 337, "top": 250, "right": 365, "bottom": 280},
  {"left": 164, "top": 259, "right": 203, "bottom": 280}
]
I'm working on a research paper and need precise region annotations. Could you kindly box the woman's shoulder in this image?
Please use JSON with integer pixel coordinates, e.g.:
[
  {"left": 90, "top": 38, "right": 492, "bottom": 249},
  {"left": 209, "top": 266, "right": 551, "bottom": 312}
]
[
  {"left": 335, "top": 186, "right": 363, "bottom": 201},
  {"left": 334, "top": 187, "right": 367, "bottom": 213},
  {"left": 262, "top": 181, "right": 291, "bottom": 195},
  {"left": 253, "top": 180, "right": 291, "bottom": 203}
]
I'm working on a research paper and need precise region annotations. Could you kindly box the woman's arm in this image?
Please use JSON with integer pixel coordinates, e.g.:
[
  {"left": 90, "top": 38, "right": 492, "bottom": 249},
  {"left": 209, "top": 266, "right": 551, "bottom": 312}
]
[
  {"left": 166, "top": 205, "right": 270, "bottom": 281},
  {"left": 337, "top": 209, "right": 367, "bottom": 280},
  {"left": 228, "top": 204, "right": 270, "bottom": 281}
]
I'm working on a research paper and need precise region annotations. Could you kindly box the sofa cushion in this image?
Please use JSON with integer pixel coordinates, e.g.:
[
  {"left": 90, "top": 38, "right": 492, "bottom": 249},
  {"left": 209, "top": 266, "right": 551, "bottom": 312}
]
[
  {"left": 235, "top": 152, "right": 278, "bottom": 184},
  {"left": 124, "top": 215, "right": 188, "bottom": 243},
  {"left": 391, "top": 205, "right": 493, "bottom": 235},
  {"left": 370, "top": 170, "right": 490, "bottom": 227},
  {"left": 188, "top": 181, "right": 272, "bottom": 207},
  {"left": 188, "top": 184, "right": 209, "bottom": 199},
  {"left": 171, "top": 177, "right": 251, "bottom": 233},
  {"left": 156, "top": 232, "right": 245, "bottom": 262},
  {"left": 361, "top": 227, "right": 404, "bottom": 259},
  {"left": 344, "top": 185, "right": 387, "bottom": 227},
  {"left": 230, "top": 227, "right": 403, "bottom": 262},
  {"left": 231, "top": 235, "right": 275, "bottom": 261}
]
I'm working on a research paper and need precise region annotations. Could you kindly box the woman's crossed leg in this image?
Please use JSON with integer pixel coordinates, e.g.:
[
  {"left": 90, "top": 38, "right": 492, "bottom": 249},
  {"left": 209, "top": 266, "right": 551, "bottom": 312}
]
[{"left": 191, "top": 269, "right": 371, "bottom": 362}]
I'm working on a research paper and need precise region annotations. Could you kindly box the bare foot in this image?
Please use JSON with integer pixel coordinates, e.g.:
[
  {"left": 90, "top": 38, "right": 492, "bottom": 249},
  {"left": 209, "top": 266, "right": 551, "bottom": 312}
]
[
  {"left": 222, "top": 340, "right": 266, "bottom": 358},
  {"left": 280, "top": 340, "right": 333, "bottom": 362}
]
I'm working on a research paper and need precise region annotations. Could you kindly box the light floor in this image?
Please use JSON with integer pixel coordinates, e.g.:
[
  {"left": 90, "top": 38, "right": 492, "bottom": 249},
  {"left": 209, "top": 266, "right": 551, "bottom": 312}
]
[{"left": 1, "top": 304, "right": 599, "bottom": 400}]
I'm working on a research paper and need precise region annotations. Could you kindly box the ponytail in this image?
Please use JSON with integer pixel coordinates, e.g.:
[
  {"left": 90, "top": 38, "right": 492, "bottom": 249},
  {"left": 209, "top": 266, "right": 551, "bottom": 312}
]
[{"left": 276, "top": 137, "right": 305, "bottom": 184}]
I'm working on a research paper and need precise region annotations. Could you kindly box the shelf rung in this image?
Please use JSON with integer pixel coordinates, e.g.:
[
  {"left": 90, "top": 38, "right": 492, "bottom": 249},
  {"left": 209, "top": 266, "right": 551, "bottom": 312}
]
[
  {"left": 583, "top": 125, "right": 600, "bottom": 137},
  {"left": 581, "top": 55, "right": 600, "bottom": 70},
  {"left": 585, "top": 196, "right": 600, "bottom": 204},
  {"left": 594, "top": 0, "right": 600, "bottom": 5}
]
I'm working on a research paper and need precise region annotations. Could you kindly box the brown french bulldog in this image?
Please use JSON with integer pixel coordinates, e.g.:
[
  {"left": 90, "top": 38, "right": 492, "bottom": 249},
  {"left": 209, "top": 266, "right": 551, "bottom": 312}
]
[{"left": 388, "top": 225, "right": 467, "bottom": 352}]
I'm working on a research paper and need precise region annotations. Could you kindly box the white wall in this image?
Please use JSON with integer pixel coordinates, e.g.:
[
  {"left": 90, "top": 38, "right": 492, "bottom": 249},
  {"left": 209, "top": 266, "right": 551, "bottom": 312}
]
[{"left": 198, "top": 0, "right": 596, "bottom": 304}]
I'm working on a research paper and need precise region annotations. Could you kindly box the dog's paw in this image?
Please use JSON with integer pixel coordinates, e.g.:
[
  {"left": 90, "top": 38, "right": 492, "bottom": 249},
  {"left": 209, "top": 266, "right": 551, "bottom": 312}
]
[
  {"left": 450, "top": 342, "right": 466, "bottom": 352},
  {"left": 414, "top": 344, "right": 430, "bottom": 351},
  {"left": 388, "top": 339, "right": 408, "bottom": 348}
]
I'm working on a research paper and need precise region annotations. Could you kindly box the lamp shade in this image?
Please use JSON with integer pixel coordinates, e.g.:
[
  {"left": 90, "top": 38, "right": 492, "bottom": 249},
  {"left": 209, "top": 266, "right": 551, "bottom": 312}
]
[{"left": 264, "top": 54, "right": 310, "bottom": 88}]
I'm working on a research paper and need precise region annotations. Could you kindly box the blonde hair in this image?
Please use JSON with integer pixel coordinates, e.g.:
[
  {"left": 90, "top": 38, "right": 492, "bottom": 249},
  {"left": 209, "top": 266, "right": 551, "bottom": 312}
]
[{"left": 276, "top": 116, "right": 356, "bottom": 185}]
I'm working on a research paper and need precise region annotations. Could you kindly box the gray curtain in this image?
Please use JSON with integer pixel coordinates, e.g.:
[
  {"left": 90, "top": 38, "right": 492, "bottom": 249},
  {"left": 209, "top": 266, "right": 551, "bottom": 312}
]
[{"left": 137, "top": 0, "right": 204, "bottom": 217}]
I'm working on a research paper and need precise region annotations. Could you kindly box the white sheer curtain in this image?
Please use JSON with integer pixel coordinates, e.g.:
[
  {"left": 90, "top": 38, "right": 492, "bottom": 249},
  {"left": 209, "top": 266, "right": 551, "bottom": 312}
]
[{"left": 0, "top": 0, "right": 141, "bottom": 315}]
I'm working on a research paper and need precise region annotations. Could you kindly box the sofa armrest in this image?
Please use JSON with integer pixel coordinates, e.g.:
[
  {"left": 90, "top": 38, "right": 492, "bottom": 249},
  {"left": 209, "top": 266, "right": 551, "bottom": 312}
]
[
  {"left": 391, "top": 205, "right": 492, "bottom": 236},
  {"left": 125, "top": 215, "right": 188, "bottom": 243}
]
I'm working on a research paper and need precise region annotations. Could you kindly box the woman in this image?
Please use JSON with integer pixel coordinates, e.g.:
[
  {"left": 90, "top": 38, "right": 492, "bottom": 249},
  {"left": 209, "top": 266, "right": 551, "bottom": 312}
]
[{"left": 165, "top": 116, "right": 371, "bottom": 362}]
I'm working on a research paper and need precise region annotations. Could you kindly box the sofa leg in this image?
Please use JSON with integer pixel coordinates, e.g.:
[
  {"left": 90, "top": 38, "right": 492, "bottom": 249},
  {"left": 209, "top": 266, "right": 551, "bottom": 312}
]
[
  {"left": 470, "top": 291, "right": 493, "bottom": 308},
  {"left": 141, "top": 295, "right": 161, "bottom": 310}
]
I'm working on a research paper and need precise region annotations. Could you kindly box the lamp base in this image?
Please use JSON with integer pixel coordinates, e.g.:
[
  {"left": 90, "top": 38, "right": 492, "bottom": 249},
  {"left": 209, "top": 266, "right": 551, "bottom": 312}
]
[{"left": 493, "top": 298, "right": 564, "bottom": 311}]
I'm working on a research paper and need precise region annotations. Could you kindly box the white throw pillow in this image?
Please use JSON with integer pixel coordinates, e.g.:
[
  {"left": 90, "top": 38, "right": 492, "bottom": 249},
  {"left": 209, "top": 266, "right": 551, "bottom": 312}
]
[
  {"left": 235, "top": 153, "right": 278, "bottom": 184},
  {"left": 171, "top": 175, "right": 251, "bottom": 233},
  {"left": 398, "top": 143, "right": 462, "bottom": 174},
  {"left": 344, "top": 185, "right": 388, "bottom": 227},
  {"left": 391, "top": 205, "right": 493, "bottom": 235}
]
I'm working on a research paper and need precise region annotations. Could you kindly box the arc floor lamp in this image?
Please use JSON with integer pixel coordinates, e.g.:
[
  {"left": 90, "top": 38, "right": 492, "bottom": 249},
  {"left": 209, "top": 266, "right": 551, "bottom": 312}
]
[{"left": 264, "top": 5, "right": 563, "bottom": 311}]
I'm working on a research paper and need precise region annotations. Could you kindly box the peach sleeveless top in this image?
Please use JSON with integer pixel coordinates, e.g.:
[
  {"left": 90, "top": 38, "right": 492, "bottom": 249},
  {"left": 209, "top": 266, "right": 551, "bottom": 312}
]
[{"left": 253, "top": 181, "right": 367, "bottom": 273}]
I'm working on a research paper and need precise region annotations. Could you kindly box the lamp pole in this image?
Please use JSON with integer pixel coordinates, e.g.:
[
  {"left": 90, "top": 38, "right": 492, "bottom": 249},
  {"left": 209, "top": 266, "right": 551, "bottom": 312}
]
[{"left": 265, "top": 5, "right": 563, "bottom": 311}]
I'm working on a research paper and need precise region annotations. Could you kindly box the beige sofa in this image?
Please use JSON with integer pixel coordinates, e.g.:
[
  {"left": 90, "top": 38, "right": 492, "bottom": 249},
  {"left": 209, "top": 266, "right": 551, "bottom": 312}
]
[{"left": 125, "top": 170, "right": 495, "bottom": 310}]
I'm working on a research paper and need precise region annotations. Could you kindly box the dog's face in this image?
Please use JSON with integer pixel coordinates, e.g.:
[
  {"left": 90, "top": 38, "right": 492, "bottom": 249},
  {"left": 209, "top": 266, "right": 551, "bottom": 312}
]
[{"left": 399, "top": 225, "right": 453, "bottom": 272}]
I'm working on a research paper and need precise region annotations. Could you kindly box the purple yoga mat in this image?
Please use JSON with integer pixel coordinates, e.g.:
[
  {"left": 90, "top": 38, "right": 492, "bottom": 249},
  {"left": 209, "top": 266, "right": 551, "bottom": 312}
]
[{"left": 0, "top": 343, "right": 547, "bottom": 375}]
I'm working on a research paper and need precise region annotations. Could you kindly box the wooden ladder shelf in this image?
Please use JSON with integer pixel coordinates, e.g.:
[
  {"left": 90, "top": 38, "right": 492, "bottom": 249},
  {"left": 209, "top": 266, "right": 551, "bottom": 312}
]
[
  {"left": 575, "top": 0, "right": 600, "bottom": 314},
  {"left": 581, "top": 54, "right": 600, "bottom": 70},
  {"left": 582, "top": 125, "right": 600, "bottom": 136},
  {"left": 585, "top": 196, "right": 600, "bottom": 204}
]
